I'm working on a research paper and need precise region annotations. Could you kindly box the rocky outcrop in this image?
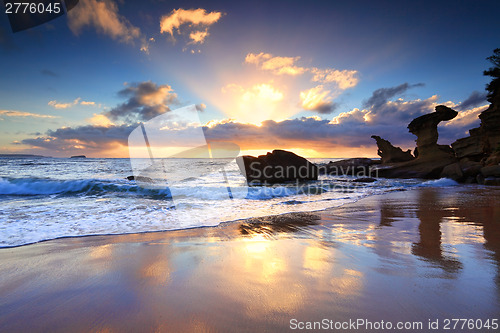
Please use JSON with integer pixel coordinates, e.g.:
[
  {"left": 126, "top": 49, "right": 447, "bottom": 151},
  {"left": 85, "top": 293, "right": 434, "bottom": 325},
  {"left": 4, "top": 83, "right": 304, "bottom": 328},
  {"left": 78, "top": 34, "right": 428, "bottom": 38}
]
[
  {"left": 236, "top": 150, "right": 318, "bottom": 184},
  {"left": 478, "top": 102, "right": 500, "bottom": 157},
  {"left": 126, "top": 175, "right": 154, "bottom": 183},
  {"left": 447, "top": 89, "right": 500, "bottom": 184},
  {"left": 451, "top": 96, "right": 500, "bottom": 162},
  {"left": 318, "top": 158, "right": 380, "bottom": 177},
  {"left": 372, "top": 105, "right": 459, "bottom": 179},
  {"left": 408, "top": 105, "right": 458, "bottom": 159},
  {"left": 371, "top": 135, "right": 414, "bottom": 164}
]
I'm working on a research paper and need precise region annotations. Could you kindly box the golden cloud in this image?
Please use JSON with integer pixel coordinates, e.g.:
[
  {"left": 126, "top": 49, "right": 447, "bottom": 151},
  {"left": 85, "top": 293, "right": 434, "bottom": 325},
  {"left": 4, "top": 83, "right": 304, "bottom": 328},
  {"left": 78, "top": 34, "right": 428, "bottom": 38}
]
[
  {"left": 48, "top": 97, "right": 96, "bottom": 109},
  {"left": 68, "top": 0, "right": 141, "bottom": 43},
  {"left": 245, "top": 52, "right": 306, "bottom": 76},
  {"left": 0, "top": 110, "right": 58, "bottom": 118},
  {"left": 310, "top": 68, "right": 359, "bottom": 89},
  {"left": 160, "top": 8, "right": 222, "bottom": 45},
  {"left": 300, "top": 85, "right": 334, "bottom": 113},
  {"left": 189, "top": 29, "right": 209, "bottom": 44},
  {"left": 220, "top": 82, "right": 289, "bottom": 123}
]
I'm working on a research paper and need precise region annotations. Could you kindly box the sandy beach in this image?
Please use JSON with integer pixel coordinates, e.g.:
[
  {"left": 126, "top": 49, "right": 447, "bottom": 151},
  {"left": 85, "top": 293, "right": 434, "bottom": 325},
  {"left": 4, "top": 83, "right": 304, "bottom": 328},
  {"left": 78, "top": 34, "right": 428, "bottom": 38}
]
[{"left": 1, "top": 185, "right": 500, "bottom": 332}]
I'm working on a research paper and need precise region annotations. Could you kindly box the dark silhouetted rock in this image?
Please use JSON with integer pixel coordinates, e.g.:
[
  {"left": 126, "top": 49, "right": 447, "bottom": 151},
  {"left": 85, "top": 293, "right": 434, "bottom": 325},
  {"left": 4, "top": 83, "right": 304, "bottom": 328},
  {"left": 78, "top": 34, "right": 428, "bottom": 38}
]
[
  {"left": 459, "top": 160, "right": 483, "bottom": 178},
  {"left": 352, "top": 177, "right": 377, "bottom": 183},
  {"left": 408, "top": 105, "right": 458, "bottom": 159},
  {"left": 481, "top": 165, "right": 500, "bottom": 177},
  {"left": 440, "top": 163, "right": 463, "bottom": 181},
  {"left": 373, "top": 105, "right": 458, "bottom": 179},
  {"left": 236, "top": 150, "right": 318, "bottom": 184},
  {"left": 485, "top": 151, "right": 500, "bottom": 166},
  {"left": 484, "top": 177, "right": 500, "bottom": 186},
  {"left": 371, "top": 135, "right": 414, "bottom": 164},
  {"left": 126, "top": 175, "right": 154, "bottom": 183},
  {"left": 318, "top": 158, "right": 379, "bottom": 177},
  {"left": 451, "top": 128, "right": 483, "bottom": 161},
  {"left": 70, "top": 155, "right": 86, "bottom": 158},
  {"left": 451, "top": 91, "right": 500, "bottom": 165}
]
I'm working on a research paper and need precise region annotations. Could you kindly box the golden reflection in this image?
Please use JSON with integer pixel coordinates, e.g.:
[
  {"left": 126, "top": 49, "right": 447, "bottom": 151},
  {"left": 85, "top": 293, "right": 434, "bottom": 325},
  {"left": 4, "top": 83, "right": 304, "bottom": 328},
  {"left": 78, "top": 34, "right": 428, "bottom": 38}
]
[
  {"left": 303, "top": 245, "right": 330, "bottom": 276},
  {"left": 243, "top": 234, "right": 270, "bottom": 254},
  {"left": 89, "top": 244, "right": 113, "bottom": 259},
  {"left": 141, "top": 260, "right": 171, "bottom": 285},
  {"left": 329, "top": 268, "right": 363, "bottom": 296},
  {"left": 412, "top": 188, "right": 462, "bottom": 274}
]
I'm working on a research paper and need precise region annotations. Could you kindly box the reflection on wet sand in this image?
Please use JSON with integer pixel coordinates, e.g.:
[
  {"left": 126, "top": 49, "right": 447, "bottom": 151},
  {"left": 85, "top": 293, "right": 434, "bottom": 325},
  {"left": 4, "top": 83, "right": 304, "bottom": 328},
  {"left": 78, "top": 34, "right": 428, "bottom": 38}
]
[
  {"left": 0, "top": 187, "right": 499, "bottom": 331},
  {"left": 238, "top": 212, "right": 320, "bottom": 236},
  {"left": 411, "top": 188, "right": 463, "bottom": 274}
]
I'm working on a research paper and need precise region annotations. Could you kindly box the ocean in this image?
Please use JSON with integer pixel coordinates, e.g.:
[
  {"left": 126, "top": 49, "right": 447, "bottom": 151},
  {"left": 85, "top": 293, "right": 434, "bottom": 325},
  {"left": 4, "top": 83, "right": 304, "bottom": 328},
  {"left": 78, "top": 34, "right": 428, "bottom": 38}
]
[{"left": 0, "top": 156, "right": 459, "bottom": 247}]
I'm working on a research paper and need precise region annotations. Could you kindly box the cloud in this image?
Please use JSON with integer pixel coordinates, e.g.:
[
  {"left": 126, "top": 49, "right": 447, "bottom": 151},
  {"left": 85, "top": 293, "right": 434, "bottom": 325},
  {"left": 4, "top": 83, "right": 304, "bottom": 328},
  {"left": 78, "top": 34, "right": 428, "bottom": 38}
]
[
  {"left": 243, "top": 52, "right": 358, "bottom": 115},
  {"left": 245, "top": 52, "right": 359, "bottom": 89},
  {"left": 0, "top": 110, "right": 58, "bottom": 119},
  {"left": 189, "top": 29, "right": 209, "bottom": 44},
  {"left": 88, "top": 113, "right": 114, "bottom": 127},
  {"left": 444, "top": 104, "right": 488, "bottom": 130},
  {"left": 160, "top": 8, "right": 222, "bottom": 45},
  {"left": 242, "top": 83, "right": 284, "bottom": 102},
  {"left": 105, "top": 81, "right": 179, "bottom": 123},
  {"left": 457, "top": 91, "right": 488, "bottom": 111},
  {"left": 363, "top": 83, "right": 424, "bottom": 108},
  {"left": 40, "top": 69, "right": 58, "bottom": 77},
  {"left": 300, "top": 85, "right": 337, "bottom": 114},
  {"left": 16, "top": 81, "right": 484, "bottom": 157},
  {"left": 245, "top": 52, "right": 306, "bottom": 76},
  {"left": 48, "top": 97, "right": 95, "bottom": 109},
  {"left": 203, "top": 89, "right": 485, "bottom": 153},
  {"left": 67, "top": 0, "right": 147, "bottom": 52},
  {"left": 21, "top": 124, "right": 136, "bottom": 153},
  {"left": 310, "top": 68, "right": 359, "bottom": 89},
  {"left": 220, "top": 82, "right": 290, "bottom": 124},
  {"left": 195, "top": 103, "right": 207, "bottom": 111}
]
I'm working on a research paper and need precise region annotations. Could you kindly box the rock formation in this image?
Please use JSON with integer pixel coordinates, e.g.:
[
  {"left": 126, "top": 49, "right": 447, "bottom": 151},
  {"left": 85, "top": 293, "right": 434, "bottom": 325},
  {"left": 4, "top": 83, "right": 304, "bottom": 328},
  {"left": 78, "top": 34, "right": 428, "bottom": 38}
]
[
  {"left": 373, "top": 105, "right": 459, "bottom": 179},
  {"left": 452, "top": 96, "right": 500, "bottom": 163},
  {"left": 407, "top": 105, "right": 458, "bottom": 159},
  {"left": 236, "top": 150, "right": 318, "bottom": 184},
  {"left": 371, "top": 135, "right": 414, "bottom": 163},
  {"left": 318, "top": 158, "right": 379, "bottom": 177},
  {"left": 448, "top": 88, "right": 500, "bottom": 183}
]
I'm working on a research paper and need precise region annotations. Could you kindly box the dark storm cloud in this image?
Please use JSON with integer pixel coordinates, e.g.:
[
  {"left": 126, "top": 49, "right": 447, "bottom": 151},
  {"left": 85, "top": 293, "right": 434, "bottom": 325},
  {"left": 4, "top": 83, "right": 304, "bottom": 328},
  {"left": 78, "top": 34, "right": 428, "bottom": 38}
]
[
  {"left": 363, "top": 83, "right": 425, "bottom": 108},
  {"left": 105, "top": 81, "right": 179, "bottom": 123},
  {"left": 457, "top": 91, "right": 488, "bottom": 110}
]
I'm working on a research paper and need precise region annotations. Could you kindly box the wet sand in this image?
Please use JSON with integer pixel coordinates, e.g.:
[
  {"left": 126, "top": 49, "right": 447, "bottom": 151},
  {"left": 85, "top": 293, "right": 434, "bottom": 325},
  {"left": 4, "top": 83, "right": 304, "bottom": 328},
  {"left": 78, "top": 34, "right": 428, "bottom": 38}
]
[{"left": 1, "top": 186, "right": 500, "bottom": 332}]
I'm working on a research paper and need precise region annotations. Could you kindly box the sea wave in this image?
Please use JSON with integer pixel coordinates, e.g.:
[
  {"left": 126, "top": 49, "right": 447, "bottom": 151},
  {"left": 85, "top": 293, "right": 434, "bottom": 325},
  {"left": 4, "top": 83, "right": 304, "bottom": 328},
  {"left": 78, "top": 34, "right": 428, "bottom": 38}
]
[{"left": 0, "top": 177, "right": 172, "bottom": 197}]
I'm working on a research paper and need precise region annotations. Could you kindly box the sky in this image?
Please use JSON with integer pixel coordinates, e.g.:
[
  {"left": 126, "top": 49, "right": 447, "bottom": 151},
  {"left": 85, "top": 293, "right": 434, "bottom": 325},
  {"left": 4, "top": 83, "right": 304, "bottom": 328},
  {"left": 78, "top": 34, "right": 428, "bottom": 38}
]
[{"left": 0, "top": 0, "right": 499, "bottom": 158}]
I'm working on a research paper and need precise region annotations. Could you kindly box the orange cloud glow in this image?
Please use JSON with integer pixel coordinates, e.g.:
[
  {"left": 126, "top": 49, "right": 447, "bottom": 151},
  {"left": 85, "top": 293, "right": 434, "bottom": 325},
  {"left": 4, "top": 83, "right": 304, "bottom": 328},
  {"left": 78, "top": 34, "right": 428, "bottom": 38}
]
[{"left": 160, "top": 8, "right": 222, "bottom": 44}]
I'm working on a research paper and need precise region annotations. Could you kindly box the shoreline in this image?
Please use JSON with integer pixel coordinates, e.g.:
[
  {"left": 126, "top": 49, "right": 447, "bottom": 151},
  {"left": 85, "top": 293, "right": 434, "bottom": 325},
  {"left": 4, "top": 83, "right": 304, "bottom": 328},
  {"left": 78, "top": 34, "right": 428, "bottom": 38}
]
[
  {"left": 1, "top": 185, "right": 499, "bottom": 331},
  {"left": 0, "top": 184, "right": 434, "bottom": 250}
]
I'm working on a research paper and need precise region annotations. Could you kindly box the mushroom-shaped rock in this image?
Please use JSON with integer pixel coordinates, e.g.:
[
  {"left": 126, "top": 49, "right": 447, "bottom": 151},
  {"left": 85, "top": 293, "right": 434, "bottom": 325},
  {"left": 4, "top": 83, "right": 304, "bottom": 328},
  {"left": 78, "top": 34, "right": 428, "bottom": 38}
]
[{"left": 407, "top": 105, "right": 458, "bottom": 158}]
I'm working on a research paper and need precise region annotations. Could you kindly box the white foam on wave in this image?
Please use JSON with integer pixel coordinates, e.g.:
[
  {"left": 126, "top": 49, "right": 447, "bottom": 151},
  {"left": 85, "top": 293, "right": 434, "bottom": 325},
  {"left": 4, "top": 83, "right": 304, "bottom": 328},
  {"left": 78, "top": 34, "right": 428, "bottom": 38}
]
[{"left": 418, "top": 178, "right": 459, "bottom": 187}]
